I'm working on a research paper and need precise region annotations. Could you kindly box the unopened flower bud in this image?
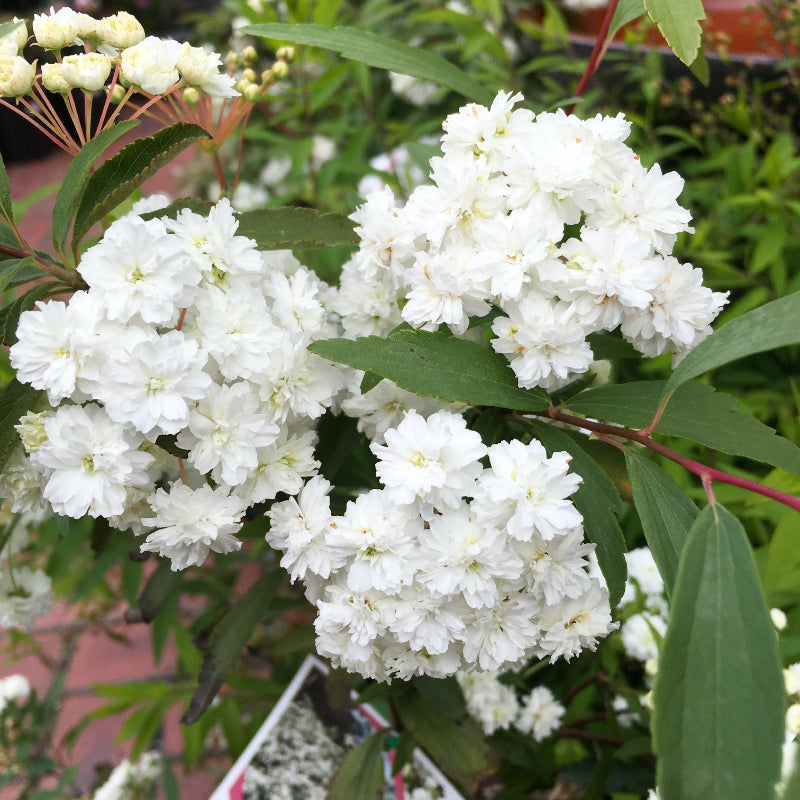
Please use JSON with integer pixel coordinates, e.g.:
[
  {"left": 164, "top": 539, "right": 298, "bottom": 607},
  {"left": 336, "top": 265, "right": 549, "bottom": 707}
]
[
  {"left": 276, "top": 46, "right": 294, "bottom": 61},
  {"left": 183, "top": 86, "right": 201, "bottom": 106},
  {"left": 97, "top": 11, "right": 145, "bottom": 49},
  {"left": 109, "top": 83, "right": 127, "bottom": 103},
  {"left": 61, "top": 52, "right": 112, "bottom": 93},
  {"left": 243, "top": 83, "right": 262, "bottom": 103},
  {"left": 72, "top": 13, "right": 98, "bottom": 41},
  {"left": 241, "top": 68, "right": 257, "bottom": 84},
  {"left": 242, "top": 45, "right": 258, "bottom": 67},
  {"left": 235, "top": 77, "right": 252, "bottom": 94},
  {"left": 15, "top": 411, "right": 51, "bottom": 454},
  {"left": 41, "top": 62, "right": 70, "bottom": 94},
  {"left": 224, "top": 51, "right": 239, "bottom": 71},
  {"left": 0, "top": 18, "right": 28, "bottom": 54},
  {"left": 261, "top": 68, "right": 274, "bottom": 84},
  {"left": 271, "top": 59, "right": 289, "bottom": 80},
  {"left": 0, "top": 55, "right": 35, "bottom": 97},
  {"left": 32, "top": 10, "right": 76, "bottom": 51}
]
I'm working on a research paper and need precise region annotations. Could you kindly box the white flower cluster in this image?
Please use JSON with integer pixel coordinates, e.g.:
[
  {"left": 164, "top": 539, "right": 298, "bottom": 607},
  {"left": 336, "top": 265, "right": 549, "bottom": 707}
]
[
  {"left": 92, "top": 751, "right": 161, "bottom": 800},
  {"left": 267, "top": 409, "right": 616, "bottom": 680},
  {"left": 7, "top": 199, "right": 345, "bottom": 571},
  {"left": 333, "top": 91, "right": 728, "bottom": 388},
  {"left": 0, "top": 8, "right": 236, "bottom": 98},
  {"left": 0, "top": 674, "right": 30, "bottom": 715},
  {"left": 457, "top": 670, "right": 566, "bottom": 740}
]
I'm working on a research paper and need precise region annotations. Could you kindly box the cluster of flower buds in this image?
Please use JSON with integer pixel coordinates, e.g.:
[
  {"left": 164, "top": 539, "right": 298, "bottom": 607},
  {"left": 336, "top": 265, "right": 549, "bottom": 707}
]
[{"left": 221, "top": 43, "right": 294, "bottom": 104}]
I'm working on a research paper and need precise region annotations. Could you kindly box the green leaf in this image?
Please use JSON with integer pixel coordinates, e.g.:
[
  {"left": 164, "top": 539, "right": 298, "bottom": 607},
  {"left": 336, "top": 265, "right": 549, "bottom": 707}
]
[
  {"left": 310, "top": 329, "right": 550, "bottom": 411},
  {"left": 359, "top": 371, "right": 383, "bottom": 393},
  {"left": 182, "top": 572, "right": 282, "bottom": 724},
  {"left": 664, "top": 291, "right": 800, "bottom": 396},
  {"left": 395, "top": 680, "right": 497, "bottom": 794},
  {"left": 328, "top": 729, "right": 391, "bottom": 800},
  {"left": 125, "top": 560, "right": 183, "bottom": 624},
  {"left": 0, "top": 283, "right": 54, "bottom": 346},
  {"left": 586, "top": 332, "right": 640, "bottom": 361},
  {"left": 71, "top": 123, "right": 210, "bottom": 248},
  {"left": 243, "top": 23, "right": 493, "bottom": 105},
  {"left": 568, "top": 381, "right": 800, "bottom": 478},
  {"left": 236, "top": 207, "right": 358, "bottom": 250},
  {"left": 643, "top": 0, "right": 706, "bottom": 66},
  {"left": 761, "top": 513, "right": 800, "bottom": 606},
  {"left": 608, "top": 0, "right": 646, "bottom": 39},
  {"left": 0, "top": 257, "right": 44, "bottom": 294},
  {"left": 51, "top": 120, "right": 139, "bottom": 253},
  {"left": 0, "top": 151, "right": 13, "bottom": 224},
  {"left": 652, "top": 504, "right": 785, "bottom": 800},
  {"left": 525, "top": 421, "right": 627, "bottom": 605},
  {"left": 139, "top": 197, "right": 214, "bottom": 222},
  {"left": 625, "top": 450, "right": 698, "bottom": 595}
]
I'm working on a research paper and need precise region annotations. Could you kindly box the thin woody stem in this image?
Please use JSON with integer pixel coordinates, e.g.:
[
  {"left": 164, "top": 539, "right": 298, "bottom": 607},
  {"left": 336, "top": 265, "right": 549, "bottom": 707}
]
[
  {"left": 0, "top": 242, "right": 83, "bottom": 286},
  {"left": 533, "top": 407, "right": 800, "bottom": 513},
  {"left": 566, "top": 0, "right": 621, "bottom": 114}
]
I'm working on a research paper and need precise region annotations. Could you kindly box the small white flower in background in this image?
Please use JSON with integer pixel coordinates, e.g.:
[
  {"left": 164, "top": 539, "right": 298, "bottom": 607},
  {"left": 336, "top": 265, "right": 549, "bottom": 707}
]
[
  {"left": 516, "top": 685, "right": 566, "bottom": 741},
  {"left": 785, "top": 663, "right": 800, "bottom": 697},
  {"left": 0, "top": 674, "right": 30, "bottom": 714},
  {"left": 389, "top": 71, "right": 439, "bottom": 107},
  {"left": 92, "top": 751, "right": 161, "bottom": 800},
  {"left": 620, "top": 612, "right": 667, "bottom": 663},
  {"left": 0, "top": 566, "right": 53, "bottom": 629},
  {"left": 772, "top": 607, "right": 788, "bottom": 631},
  {"left": 457, "top": 671, "right": 520, "bottom": 735},
  {"left": 787, "top": 704, "right": 800, "bottom": 737},
  {"left": 310, "top": 135, "right": 336, "bottom": 169}
]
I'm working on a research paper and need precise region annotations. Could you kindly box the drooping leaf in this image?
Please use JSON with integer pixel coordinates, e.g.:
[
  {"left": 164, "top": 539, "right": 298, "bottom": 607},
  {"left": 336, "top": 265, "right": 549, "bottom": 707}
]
[
  {"left": 0, "top": 379, "right": 43, "bottom": 474},
  {"left": 125, "top": 560, "right": 183, "bottom": 624},
  {"left": 643, "top": 0, "right": 706, "bottom": 66},
  {"left": 664, "top": 290, "right": 800, "bottom": 396},
  {"left": 51, "top": 120, "right": 139, "bottom": 253},
  {"left": 0, "top": 151, "right": 13, "bottom": 224},
  {"left": 327, "top": 729, "right": 390, "bottom": 800},
  {"left": 652, "top": 504, "right": 785, "bottom": 800},
  {"left": 608, "top": 0, "right": 646, "bottom": 39},
  {"left": 310, "top": 329, "right": 550, "bottom": 411},
  {"left": 395, "top": 679, "right": 497, "bottom": 794},
  {"left": 625, "top": 450, "right": 698, "bottom": 595},
  {"left": 72, "top": 123, "right": 210, "bottom": 248},
  {"left": 567, "top": 380, "right": 800, "bottom": 478},
  {"left": 243, "top": 23, "right": 493, "bottom": 105},
  {"left": 0, "top": 283, "right": 54, "bottom": 346},
  {"left": 525, "top": 420, "right": 627, "bottom": 605},
  {"left": 182, "top": 572, "right": 282, "bottom": 724},
  {"left": 236, "top": 207, "right": 358, "bottom": 249}
]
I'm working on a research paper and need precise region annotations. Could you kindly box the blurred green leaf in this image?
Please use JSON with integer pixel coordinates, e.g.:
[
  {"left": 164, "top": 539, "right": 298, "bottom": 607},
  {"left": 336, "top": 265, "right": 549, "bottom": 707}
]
[
  {"left": 653, "top": 504, "right": 784, "bottom": 800},
  {"left": 328, "top": 729, "right": 391, "bottom": 800},
  {"left": 608, "top": 0, "right": 646, "bottom": 39},
  {"left": 0, "top": 283, "right": 54, "bottom": 346},
  {"left": 0, "top": 378, "right": 42, "bottom": 473},
  {"left": 236, "top": 207, "right": 358, "bottom": 249},
  {"left": 244, "top": 24, "right": 494, "bottom": 104}
]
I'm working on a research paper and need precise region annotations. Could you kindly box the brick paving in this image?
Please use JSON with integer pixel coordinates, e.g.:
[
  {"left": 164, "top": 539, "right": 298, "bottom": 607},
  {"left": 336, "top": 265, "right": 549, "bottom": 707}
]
[{"left": 1, "top": 124, "right": 228, "bottom": 799}]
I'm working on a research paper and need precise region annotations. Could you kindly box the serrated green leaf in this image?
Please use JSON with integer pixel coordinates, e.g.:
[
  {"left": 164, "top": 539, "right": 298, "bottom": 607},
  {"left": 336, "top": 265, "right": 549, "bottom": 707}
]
[
  {"left": 310, "top": 329, "right": 550, "bottom": 411},
  {"left": 139, "top": 197, "right": 215, "bottom": 222},
  {"left": 525, "top": 421, "right": 627, "bottom": 605},
  {"left": 625, "top": 450, "right": 698, "bottom": 595},
  {"left": 643, "top": 0, "right": 706, "bottom": 65},
  {"left": 236, "top": 207, "right": 358, "bottom": 250},
  {"left": 72, "top": 123, "right": 210, "bottom": 248},
  {"left": 182, "top": 572, "right": 282, "bottom": 724},
  {"left": 0, "top": 283, "right": 54, "bottom": 346},
  {"left": 568, "top": 381, "right": 800, "bottom": 478},
  {"left": 395, "top": 679, "right": 497, "bottom": 794},
  {"left": 243, "top": 23, "right": 493, "bottom": 105},
  {"left": 664, "top": 290, "right": 800, "bottom": 396},
  {"left": 652, "top": 503, "right": 784, "bottom": 800},
  {"left": 328, "top": 729, "right": 390, "bottom": 800},
  {"left": 0, "top": 380, "right": 41, "bottom": 473},
  {"left": 608, "top": 0, "right": 646, "bottom": 39},
  {"left": 51, "top": 120, "right": 139, "bottom": 253},
  {"left": 0, "top": 151, "right": 13, "bottom": 224}
]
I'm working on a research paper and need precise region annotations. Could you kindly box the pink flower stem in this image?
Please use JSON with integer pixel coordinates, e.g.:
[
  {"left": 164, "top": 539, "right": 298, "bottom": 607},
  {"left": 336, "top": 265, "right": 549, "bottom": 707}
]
[
  {"left": 2, "top": 97, "right": 78, "bottom": 155},
  {"left": 534, "top": 407, "right": 800, "bottom": 513},
  {"left": 565, "top": 0, "right": 621, "bottom": 115},
  {"left": 96, "top": 63, "right": 121, "bottom": 132}
]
